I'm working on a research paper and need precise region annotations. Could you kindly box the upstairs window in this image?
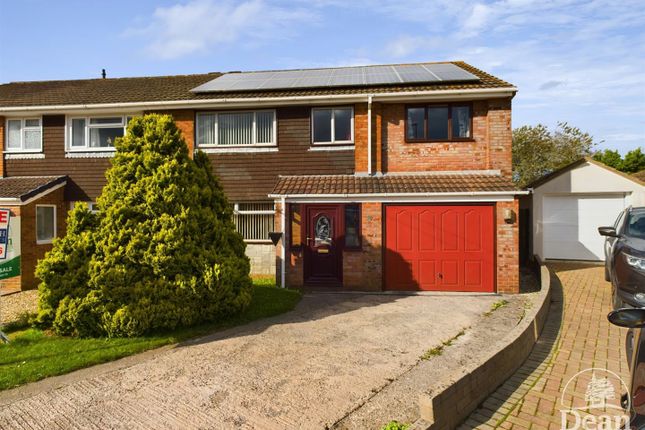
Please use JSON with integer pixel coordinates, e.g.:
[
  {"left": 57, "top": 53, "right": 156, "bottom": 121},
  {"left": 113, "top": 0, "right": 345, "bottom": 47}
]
[
  {"left": 68, "top": 116, "right": 131, "bottom": 151},
  {"left": 312, "top": 107, "right": 354, "bottom": 145},
  {"left": 406, "top": 104, "right": 472, "bottom": 142},
  {"left": 5, "top": 118, "right": 42, "bottom": 152},
  {"left": 196, "top": 110, "right": 276, "bottom": 147}
]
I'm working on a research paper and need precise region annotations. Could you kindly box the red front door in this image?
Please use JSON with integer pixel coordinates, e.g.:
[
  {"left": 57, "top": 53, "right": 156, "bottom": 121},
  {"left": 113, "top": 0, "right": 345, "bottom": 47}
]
[
  {"left": 304, "top": 205, "right": 343, "bottom": 286},
  {"left": 385, "top": 205, "right": 494, "bottom": 292}
]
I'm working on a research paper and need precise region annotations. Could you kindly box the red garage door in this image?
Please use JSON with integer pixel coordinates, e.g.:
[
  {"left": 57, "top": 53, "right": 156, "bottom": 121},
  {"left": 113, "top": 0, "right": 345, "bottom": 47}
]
[{"left": 385, "top": 205, "right": 494, "bottom": 292}]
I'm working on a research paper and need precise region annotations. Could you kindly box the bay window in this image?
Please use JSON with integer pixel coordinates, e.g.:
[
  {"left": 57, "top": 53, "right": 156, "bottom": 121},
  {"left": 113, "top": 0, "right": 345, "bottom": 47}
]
[
  {"left": 68, "top": 116, "right": 131, "bottom": 150},
  {"left": 196, "top": 110, "right": 276, "bottom": 147},
  {"left": 405, "top": 104, "right": 472, "bottom": 142},
  {"left": 5, "top": 118, "right": 42, "bottom": 152},
  {"left": 312, "top": 107, "right": 354, "bottom": 145}
]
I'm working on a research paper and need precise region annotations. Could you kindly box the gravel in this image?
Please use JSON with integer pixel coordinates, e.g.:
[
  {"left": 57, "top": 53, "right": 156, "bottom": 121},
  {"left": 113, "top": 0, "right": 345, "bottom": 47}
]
[{"left": 0, "top": 290, "right": 38, "bottom": 326}]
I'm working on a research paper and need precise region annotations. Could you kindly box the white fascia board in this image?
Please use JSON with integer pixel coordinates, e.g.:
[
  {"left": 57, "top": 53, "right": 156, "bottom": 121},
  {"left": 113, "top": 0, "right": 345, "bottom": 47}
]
[
  {"left": 268, "top": 190, "right": 528, "bottom": 203},
  {"left": 0, "top": 87, "right": 517, "bottom": 115}
]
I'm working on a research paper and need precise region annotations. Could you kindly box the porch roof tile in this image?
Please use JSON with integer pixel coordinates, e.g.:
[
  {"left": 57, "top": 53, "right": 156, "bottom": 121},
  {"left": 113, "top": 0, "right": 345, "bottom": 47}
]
[{"left": 270, "top": 173, "right": 518, "bottom": 196}]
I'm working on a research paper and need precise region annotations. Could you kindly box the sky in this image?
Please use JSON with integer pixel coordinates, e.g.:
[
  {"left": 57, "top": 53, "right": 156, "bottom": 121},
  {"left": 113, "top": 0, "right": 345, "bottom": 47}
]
[{"left": 0, "top": 0, "right": 643, "bottom": 153}]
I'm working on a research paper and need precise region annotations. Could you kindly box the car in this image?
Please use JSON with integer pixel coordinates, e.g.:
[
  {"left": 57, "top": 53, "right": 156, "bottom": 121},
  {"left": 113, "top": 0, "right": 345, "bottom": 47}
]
[
  {"left": 607, "top": 308, "right": 645, "bottom": 428},
  {"left": 599, "top": 206, "right": 645, "bottom": 310}
]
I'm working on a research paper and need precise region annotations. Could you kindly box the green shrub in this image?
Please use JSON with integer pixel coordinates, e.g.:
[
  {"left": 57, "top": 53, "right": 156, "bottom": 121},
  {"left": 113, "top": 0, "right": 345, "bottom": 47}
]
[
  {"left": 381, "top": 421, "right": 409, "bottom": 430},
  {"left": 36, "top": 114, "right": 252, "bottom": 337}
]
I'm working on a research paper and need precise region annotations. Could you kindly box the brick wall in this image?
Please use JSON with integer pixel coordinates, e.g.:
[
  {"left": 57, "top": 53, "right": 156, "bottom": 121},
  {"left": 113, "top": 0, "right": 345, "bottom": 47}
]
[
  {"left": 380, "top": 99, "right": 512, "bottom": 175},
  {"left": 496, "top": 199, "right": 520, "bottom": 293},
  {"left": 354, "top": 103, "right": 368, "bottom": 173},
  {"left": 343, "top": 202, "right": 382, "bottom": 290},
  {"left": 19, "top": 187, "right": 68, "bottom": 290}
]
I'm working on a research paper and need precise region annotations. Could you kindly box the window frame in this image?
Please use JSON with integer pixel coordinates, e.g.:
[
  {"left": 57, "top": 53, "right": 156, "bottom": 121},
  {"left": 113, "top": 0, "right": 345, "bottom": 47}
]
[
  {"left": 311, "top": 106, "right": 355, "bottom": 146},
  {"left": 4, "top": 117, "right": 43, "bottom": 153},
  {"left": 35, "top": 204, "right": 57, "bottom": 245},
  {"left": 404, "top": 103, "right": 473, "bottom": 143},
  {"left": 195, "top": 109, "right": 277, "bottom": 148},
  {"left": 66, "top": 115, "right": 133, "bottom": 152},
  {"left": 343, "top": 203, "right": 362, "bottom": 250},
  {"left": 233, "top": 202, "right": 276, "bottom": 243}
]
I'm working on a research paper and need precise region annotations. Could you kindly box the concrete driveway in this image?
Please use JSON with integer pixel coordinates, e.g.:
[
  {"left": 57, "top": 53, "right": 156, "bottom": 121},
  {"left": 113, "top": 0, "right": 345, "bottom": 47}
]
[{"left": 0, "top": 292, "right": 499, "bottom": 429}]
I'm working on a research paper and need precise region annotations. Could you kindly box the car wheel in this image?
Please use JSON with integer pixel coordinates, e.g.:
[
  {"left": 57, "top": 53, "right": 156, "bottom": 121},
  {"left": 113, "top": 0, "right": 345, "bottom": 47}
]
[{"left": 605, "top": 263, "right": 611, "bottom": 282}]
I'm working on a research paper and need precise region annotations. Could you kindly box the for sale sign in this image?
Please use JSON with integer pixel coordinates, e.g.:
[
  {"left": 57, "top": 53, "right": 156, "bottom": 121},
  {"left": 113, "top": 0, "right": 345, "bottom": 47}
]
[
  {"left": 0, "top": 209, "right": 10, "bottom": 260},
  {"left": 0, "top": 209, "right": 20, "bottom": 280}
]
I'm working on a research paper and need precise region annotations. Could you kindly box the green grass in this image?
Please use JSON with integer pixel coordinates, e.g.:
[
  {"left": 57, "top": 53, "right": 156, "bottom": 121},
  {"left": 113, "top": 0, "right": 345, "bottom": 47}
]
[
  {"left": 483, "top": 299, "right": 510, "bottom": 317},
  {"left": 0, "top": 284, "right": 301, "bottom": 391},
  {"left": 420, "top": 328, "right": 467, "bottom": 360},
  {"left": 381, "top": 420, "right": 410, "bottom": 430}
]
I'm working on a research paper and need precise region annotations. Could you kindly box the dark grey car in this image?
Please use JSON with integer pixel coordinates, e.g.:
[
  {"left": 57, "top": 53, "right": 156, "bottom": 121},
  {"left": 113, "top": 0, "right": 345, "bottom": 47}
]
[{"left": 599, "top": 207, "right": 645, "bottom": 310}]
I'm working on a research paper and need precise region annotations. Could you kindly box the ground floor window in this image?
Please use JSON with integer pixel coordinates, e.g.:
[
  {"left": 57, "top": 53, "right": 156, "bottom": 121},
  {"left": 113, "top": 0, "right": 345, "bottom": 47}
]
[
  {"left": 344, "top": 204, "right": 361, "bottom": 249},
  {"left": 233, "top": 202, "right": 275, "bottom": 242},
  {"left": 36, "top": 205, "right": 56, "bottom": 244}
]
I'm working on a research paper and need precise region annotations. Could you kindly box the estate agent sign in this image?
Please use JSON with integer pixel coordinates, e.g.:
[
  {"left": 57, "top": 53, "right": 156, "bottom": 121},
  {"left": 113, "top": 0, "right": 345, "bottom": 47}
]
[{"left": 0, "top": 209, "right": 20, "bottom": 280}]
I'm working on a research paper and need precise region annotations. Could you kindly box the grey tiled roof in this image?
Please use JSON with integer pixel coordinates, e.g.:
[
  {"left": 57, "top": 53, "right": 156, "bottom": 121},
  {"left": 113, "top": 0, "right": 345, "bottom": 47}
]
[{"left": 0, "top": 176, "right": 67, "bottom": 201}]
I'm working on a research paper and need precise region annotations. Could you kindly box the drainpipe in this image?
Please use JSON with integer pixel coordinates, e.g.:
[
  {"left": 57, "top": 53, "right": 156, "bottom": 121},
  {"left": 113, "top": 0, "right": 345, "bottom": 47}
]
[
  {"left": 367, "top": 95, "right": 373, "bottom": 175},
  {"left": 280, "top": 196, "right": 286, "bottom": 289}
]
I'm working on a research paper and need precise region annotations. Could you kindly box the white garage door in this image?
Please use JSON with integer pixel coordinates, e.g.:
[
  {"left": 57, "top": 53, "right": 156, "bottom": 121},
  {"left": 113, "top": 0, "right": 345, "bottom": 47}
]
[{"left": 543, "top": 195, "right": 626, "bottom": 261}]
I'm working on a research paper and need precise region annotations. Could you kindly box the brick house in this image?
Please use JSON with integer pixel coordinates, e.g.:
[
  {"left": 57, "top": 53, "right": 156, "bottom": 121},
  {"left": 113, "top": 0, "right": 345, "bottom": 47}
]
[{"left": 0, "top": 61, "right": 525, "bottom": 294}]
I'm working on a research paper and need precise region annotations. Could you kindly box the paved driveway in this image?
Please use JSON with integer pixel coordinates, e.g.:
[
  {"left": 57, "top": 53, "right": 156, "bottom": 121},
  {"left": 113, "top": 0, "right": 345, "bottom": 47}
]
[
  {"left": 0, "top": 292, "right": 498, "bottom": 429},
  {"left": 463, "top": 263, "right": 629, "bottom": 429}
]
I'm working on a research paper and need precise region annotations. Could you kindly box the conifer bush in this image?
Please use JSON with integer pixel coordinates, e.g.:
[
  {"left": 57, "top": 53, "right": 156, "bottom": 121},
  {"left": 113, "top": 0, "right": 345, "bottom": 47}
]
[{"left": 36, "top": 114, "right": 252, "bottom": 337}]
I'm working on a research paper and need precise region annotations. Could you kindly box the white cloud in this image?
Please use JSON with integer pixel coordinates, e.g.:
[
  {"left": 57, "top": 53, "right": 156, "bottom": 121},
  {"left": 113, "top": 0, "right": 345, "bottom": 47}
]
[{"left": 126, "top": 0, "right": 314, "bottom": 60}]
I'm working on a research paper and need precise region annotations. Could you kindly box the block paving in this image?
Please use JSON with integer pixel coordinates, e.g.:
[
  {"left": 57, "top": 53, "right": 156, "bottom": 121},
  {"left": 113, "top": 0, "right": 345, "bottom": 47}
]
[{"left": 461, "top": 262, "right": 629, "bottom": 429}]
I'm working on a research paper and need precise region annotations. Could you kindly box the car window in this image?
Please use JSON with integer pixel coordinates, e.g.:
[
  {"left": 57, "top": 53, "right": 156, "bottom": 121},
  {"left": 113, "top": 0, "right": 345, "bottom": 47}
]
[{"left": 626, "top": 211, "right": 645, "bottom": 239}]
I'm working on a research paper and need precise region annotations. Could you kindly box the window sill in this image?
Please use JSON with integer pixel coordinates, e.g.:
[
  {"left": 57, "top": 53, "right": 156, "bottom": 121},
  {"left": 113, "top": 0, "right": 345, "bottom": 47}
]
[
  {"left": 404, "top": 138, "right": 476, "bottom": 144},
  {"left": 36, "top": 240, "right": 53, "bottom": 245},
  {"left": 308, "top": 145, "right": 355, "bottom": 152},
  {"left": 197, "top": 146, "right": 278, "bottom": 154},
  {"left": 244, "top": 240, "right": 273, "bottom": 244},
  {"left": 65, "top": 151, "right": 116, "bottom": 158},
  {"left": 5, "top": 152, "right": 45, "bottom": 159}
]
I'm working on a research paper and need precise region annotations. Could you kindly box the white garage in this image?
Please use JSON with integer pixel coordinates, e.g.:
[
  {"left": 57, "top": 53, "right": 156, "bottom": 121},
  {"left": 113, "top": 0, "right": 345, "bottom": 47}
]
[{"left": 531, "top": 158, "right": 645, "bottom": 261}]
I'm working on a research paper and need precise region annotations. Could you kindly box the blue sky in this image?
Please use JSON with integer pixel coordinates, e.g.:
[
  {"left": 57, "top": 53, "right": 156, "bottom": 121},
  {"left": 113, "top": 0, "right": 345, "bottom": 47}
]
[{"left": 1, "top": 0, "right": 643, "bottom": 153}]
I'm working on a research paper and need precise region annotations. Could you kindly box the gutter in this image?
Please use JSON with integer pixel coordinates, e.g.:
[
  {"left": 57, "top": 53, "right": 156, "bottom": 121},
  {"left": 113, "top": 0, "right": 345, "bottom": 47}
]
[
  {"left": 0, "top": 87, "right": 517, "bottom": 114},
  {"left": 367, "top": 95, "right": 373, "bottom": 175},
  {"left": 268, "top": 190, "right": 530, "bottom": 199}
]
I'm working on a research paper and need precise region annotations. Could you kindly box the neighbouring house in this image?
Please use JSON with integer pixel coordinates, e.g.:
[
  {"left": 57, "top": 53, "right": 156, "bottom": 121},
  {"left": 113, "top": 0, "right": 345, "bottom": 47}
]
[
  {"left": 528, "top": 158, "right": 645, "bottom": 262},
  {"left": 0, "top": 61, "right": 525, "bottom": 294}
]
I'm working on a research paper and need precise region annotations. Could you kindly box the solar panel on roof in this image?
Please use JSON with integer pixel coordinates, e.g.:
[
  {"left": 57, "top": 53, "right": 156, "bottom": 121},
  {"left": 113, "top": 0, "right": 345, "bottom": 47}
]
[{"left": 190, "top": 63, "right": 479, "bottom": 93}]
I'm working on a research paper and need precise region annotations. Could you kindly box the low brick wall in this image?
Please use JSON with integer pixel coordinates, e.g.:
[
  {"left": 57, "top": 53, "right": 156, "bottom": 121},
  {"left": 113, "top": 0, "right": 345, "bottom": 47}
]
[{"left": 418, "top": 257, "right": 552, "bottom": 429}]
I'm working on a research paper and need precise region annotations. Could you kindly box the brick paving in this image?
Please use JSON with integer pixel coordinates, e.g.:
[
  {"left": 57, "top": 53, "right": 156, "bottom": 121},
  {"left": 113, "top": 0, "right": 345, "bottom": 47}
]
[{"left": 461, "top": 262, "right": 630, "bottom": 429}]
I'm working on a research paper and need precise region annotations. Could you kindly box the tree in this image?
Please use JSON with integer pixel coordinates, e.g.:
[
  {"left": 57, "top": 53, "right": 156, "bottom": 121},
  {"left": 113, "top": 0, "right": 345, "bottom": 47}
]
[
  {"left": 592, "top": 147, "right": 645, "bottom": 174},
  {"left": 622, "top": 148, "right": 645, "bottom": 173},
  {"left": 512, "top": 122, "right": 596, "bottom": 187},
  {"left": 593, "top": 149, "right": 623, "bottom": 171},
  {"left": 37, "top": 114, "right": 252, "bottom": 337}
]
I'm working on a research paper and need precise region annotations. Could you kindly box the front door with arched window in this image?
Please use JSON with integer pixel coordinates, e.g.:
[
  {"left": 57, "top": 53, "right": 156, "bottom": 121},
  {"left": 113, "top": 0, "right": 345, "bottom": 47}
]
[{"left": 304, "top": 205, "right": 342, "bottom": 285}]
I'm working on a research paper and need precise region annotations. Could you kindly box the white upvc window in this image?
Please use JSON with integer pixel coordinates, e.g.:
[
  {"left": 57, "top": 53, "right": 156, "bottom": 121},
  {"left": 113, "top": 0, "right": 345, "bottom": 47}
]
[
  {"left": 196, "top": 110, "right": 276, "bottom": 147},
  {"left": 67, "top": 116, "right": 132, "bottom": 151},
  {"left": 311, "top": 106, "right": 354, "bottom": 145},
  {"left": 70, "top": 201, "right": 99, "bottom": 213},
  {"left": 233, "top": 202, "right": 275, "bottom": 243},
  {"left": 5, "top": 118, "right": 42, "bottom": 152},
  {"left": 36, "top": 204, "right": 56, "bottom": 244}
]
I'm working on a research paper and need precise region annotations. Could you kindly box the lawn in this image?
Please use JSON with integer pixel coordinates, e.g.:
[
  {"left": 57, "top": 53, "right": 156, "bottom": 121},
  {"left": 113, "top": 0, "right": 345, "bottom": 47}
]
[{"left": 0, "top": 283, "right": 301, "bottom": 391}]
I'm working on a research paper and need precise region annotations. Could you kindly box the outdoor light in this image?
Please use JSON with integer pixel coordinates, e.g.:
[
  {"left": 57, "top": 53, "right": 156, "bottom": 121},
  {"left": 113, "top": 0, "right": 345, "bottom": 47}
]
[
  {"left": 268, "top": 232, "right": 283, "bottom": 246},
  {"left": 503, "top": 208, "right": 515, "bottom": 224}
]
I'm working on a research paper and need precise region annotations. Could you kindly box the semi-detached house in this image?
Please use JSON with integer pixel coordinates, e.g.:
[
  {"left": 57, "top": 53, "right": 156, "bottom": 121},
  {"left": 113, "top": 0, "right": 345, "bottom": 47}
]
[{"left": 0, "top": 61, "right": 525, "bottom": 294}]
